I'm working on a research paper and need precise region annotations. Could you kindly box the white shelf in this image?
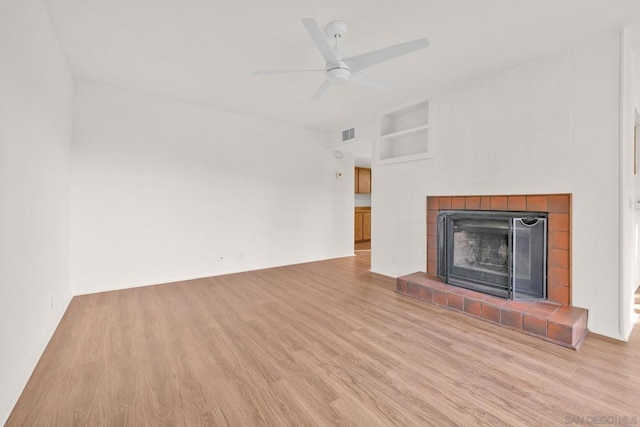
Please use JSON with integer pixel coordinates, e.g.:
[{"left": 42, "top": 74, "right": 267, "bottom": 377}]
[
  {"left": 376, "top": 98, "right": 433, "bottom": 165},
  {"left": 380, "top": 124, "right": 429, "bottom": 140}
]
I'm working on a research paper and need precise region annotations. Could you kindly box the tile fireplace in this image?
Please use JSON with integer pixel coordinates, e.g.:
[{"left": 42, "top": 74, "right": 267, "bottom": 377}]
[{"left": 396, "top": 193, "right": 588, "bottom": 349}]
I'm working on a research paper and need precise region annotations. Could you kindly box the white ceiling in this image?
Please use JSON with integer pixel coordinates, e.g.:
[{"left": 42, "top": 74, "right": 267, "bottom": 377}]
[{"left": 43, "top": 0, "right": 640, "bottom": 132}]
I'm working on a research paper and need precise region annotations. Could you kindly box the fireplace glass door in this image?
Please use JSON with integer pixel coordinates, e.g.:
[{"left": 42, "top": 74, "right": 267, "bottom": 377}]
[
  {"left": 438, "top": 211, "right": 547, "bottom": 300},
  {"left": 512, "top": 217, "right": 547, "bottom": 300}
]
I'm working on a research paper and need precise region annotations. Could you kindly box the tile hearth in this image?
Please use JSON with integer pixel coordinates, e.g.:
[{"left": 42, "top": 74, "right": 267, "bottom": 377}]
[{"left": 397, "top": 272, "right": 588, "bottom": 349}]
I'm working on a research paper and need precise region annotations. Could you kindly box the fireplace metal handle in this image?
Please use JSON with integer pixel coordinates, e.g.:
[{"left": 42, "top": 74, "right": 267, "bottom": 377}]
[{"left": 519, "top": 217, "right": 540, "bottom": 227}]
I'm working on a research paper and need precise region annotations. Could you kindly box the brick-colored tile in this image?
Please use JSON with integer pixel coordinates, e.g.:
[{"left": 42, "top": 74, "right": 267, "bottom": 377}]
[
  {"left": 549, "top": 231, "right": 570, "bottom": 250},
  {"left": 483, "top": 296, "right": 508, "bottom": 307},
  {"left": 547, "top": 322, "right": 573, "bottom": 346},
  {"left": 464, "top": 299, "right": 482, "bottom": 317},
  {"left": 428, "top": 282, "right": 456, "bottom": 291},
  {"left": 427, "top": 248, "right": 437, "bottom": 263},
  {"left": 548, "top": 305, "right": 587, "bottom": 325},
  {"left": 549, "top": 213, "right": 570, "bottom": 231},
  {"left": 501, "top": 309, "right": 523, "bottom": 329},
  {"left": 527, "top": 195, "right": 548, "bottom": 212},
  {"left": 397, "top": 278, "right": 408, "bottom": 293},
  {"left": 427, "top": 196, "right": 439, "bottom": 210},
  {"left": 525, "top": 301, "right": 561, "bottom": 319},
  {"left": 427, "top": 209, "right": 438, "bottom": 224},
  {"left": 439, "top": 197, "right": 452, "bottom": 209},
  {"left": 448, "top": 293, "right": 464, "bottom": 310},
  {"left": 490, "top": 196, "right": 508, "bottom": 210},
  {"left": 465, "top": 196, "right": 481, "bottom": 209},
  {"left": 480, "top": 196, "right": 492, "bottom": 210},
  {"left": 451, "top": 197, "right": 466, "bottom": 209},
  {"left": 524, "top": 315, "right": 547, "bottom": 337},
  {"left": 507, "top": 196, "right": 527, "bottom": 211},
  {"left": 432, "top": 289, "right": 448, "bottom": 306},
  {"left": 404, "top": 273, "right": 438, "bottom": 287},
  {"left": 481, "top": 303, "right": 501, "bottom": 323},
  {"left": 417, "top": 286, "right": 432, "bottom": 302},
  {"left": 503, "top": 300, "right": 536, "bottom": 312},
  {"left": 547, "top": 194, "right": 570, "bottom": 213},
  {"left": 427, "top": 222, "right": 437, "bottom": 237},
  {"left": 548, "top": 249, "right": 569, "bottom": 268},
  {"left": 427, "top": 261, "right": 437, "bottom": 275},
  {"left": 547, "top": 284, "right": 570, "bottom": 305},
  {"left": 448, "top": 287, "right": 472, "bottom": 296},
  {"left": 407, "top": 282, "right": 421, "bottom": 298},
  {"left": 427, "top": 235, "right": 437, "bottom": 249},
  {"left": 548, "top": 266, "right": 570, "bottom": 287},
  {"left": 463, "top": 290, "right": 489, "bottom": 301}
]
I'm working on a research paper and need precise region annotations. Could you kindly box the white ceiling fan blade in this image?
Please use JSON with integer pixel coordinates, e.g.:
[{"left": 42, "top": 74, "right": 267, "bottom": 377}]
[
  {"left": 301, "top": 18, "right": 339, "bottom": 66},
  {"left": 251, "top": 69, "right": 325, "bottom": 75},
  {"left": 311, "top": 80, "right": 330, "bottom": 100},
  {"left": 343, "top": 38, "right": 429, "bottom": 73},
  {"left": 349, "top": 71, "right": 395, "bottom": 92}
]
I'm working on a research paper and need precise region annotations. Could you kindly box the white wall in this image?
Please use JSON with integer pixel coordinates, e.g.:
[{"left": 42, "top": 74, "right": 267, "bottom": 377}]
[
  {"left": 0, "top": 0, "right": 73, "bottom": 424},
  {"left": 71, "top": 80, "right": 353, "bottom": 294},
  {"left": 371, "top": 32, "right": 630, "bottom": 340}
]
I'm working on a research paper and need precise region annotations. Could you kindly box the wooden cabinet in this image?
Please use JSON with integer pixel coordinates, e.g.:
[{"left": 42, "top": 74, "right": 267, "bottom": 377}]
[
  {"left": 354, "top": 207, "right": 371, "bottom": 242},
  {"left": 355, "top": 167, "right": 371, "bottom": 194}
]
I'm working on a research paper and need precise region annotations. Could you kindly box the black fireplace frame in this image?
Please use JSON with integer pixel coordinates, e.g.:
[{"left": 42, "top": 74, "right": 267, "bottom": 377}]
[{"left": 437, "top": 210, "right": 548, "bottom": 300}]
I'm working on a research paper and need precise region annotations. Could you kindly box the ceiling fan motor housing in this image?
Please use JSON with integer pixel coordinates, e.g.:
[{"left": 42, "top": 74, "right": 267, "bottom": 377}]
[{"left": 327, "top": 62, "right": 350, "bottom": 84}]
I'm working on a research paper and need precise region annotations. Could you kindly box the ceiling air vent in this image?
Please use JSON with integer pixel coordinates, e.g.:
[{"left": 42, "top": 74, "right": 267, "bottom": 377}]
[{"left": 341, "top": 127, "right": 356, "bottom": 142}]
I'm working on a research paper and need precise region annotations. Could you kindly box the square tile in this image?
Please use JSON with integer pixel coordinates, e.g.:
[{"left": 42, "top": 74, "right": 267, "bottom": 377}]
[
  {"left": 432, "top": 289, "right": 448, "bottom": 306},
  {"left": 464, "top": 298, "right": 482, "bottom": 317},
  {"left": 427, "top": 261, "right": 437, "bottom": 274},
  {"left": 548, "top": 213, "right": 570, "bottom": 232},
  {"left": 548, "top": 266, "right": 570, "bottom": 287},
  {"left": 447, "top": 293, "right": 464, "bottom": 311},
  {"left": 524, "top": 316, "right": 547, "bottom": 337},
  {"left": 452, "top": 197, "right": 466, "bottom": 209},
  {"left": 490, "top": 196, "right": 508, "bottom": 210},
  {"left": 480, "top": 196, "right": 492, "bottom": 210},
  {"left": 501, "top": 309, "right": 523, "bottom": 329},
  {"left": 396, "top": 278, "right": 408, "bottom": 293},
  {"left": 481, "top": 303, "right": 501, "bottom": 323},
  {"left": 503, "top": 300, "right": 536, "bottom": 312},
  {"left": 526, "top": 195, "right": 547, "bottom": 211},
  {"left": 547, "top": 284, "right": 570, "bottom": 305},
  {"left": 417, "top": 286, "right": 432, "bottom": 302},
  {"left": 407, "top": 282, "right": 421, "bottom": 298},
  {"left": 507, "top": 196, "right": 527, "bottom": 211},
  {"left": 548, "top": 249, "right": 569, "bottom": 268},
  {"left": 482, "top": 296, "right": 508, "bottom": 307},
  {"left": 525, "top": 301, "right": 561, "bottom": 319},
  {"left": 465, "top": 196, "right": 481, "bottom": 209},
  {"left": 549, "top": 231, "right": 570, "bottom": 250},
  {"left": 427, "top": 197, "right": 439, "bottom": 210},
  {"left": 427, "top": 209, "right": 438, "bottom": 224},
  {"left": 547, "top": 194, "right": 570, "bottom": 213},
  {"left": 439, "top": 197, "right": 452, "bottom": 209}
]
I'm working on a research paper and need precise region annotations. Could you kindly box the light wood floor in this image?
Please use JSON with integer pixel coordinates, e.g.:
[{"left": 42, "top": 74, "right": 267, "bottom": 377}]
[{"left": 8, "top": 253, "right": 640, "bottom": 426}]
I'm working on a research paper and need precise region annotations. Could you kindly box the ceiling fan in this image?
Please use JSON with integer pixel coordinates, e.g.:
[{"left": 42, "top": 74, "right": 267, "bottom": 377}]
[{"left": 252, "top": 19, "right": 429, "bottom": 100}]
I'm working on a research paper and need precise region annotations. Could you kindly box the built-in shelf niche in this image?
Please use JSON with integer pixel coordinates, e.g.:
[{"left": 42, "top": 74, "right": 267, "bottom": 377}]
[{"left": 377, "top": 99, "right": 433, "bottom": 165}]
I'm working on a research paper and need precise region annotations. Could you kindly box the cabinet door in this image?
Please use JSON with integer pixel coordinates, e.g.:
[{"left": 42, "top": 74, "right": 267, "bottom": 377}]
[
  {"left": 354, "top": 168, "right": 359, "bottom": 193},
  {"left": 354, "top": 212, "right": 363, "bottom": 242},
  {"left": 357, "top": 168, "right": 371, "bottom": 194},
  {"left": 362, "top": 212, "right": 371, "bottom": 240}
]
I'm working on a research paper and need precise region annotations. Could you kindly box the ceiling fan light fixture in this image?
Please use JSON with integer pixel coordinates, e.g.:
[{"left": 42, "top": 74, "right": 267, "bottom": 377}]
[{"left": 327, "top": 66, "right": 350, "bottom": 84}]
